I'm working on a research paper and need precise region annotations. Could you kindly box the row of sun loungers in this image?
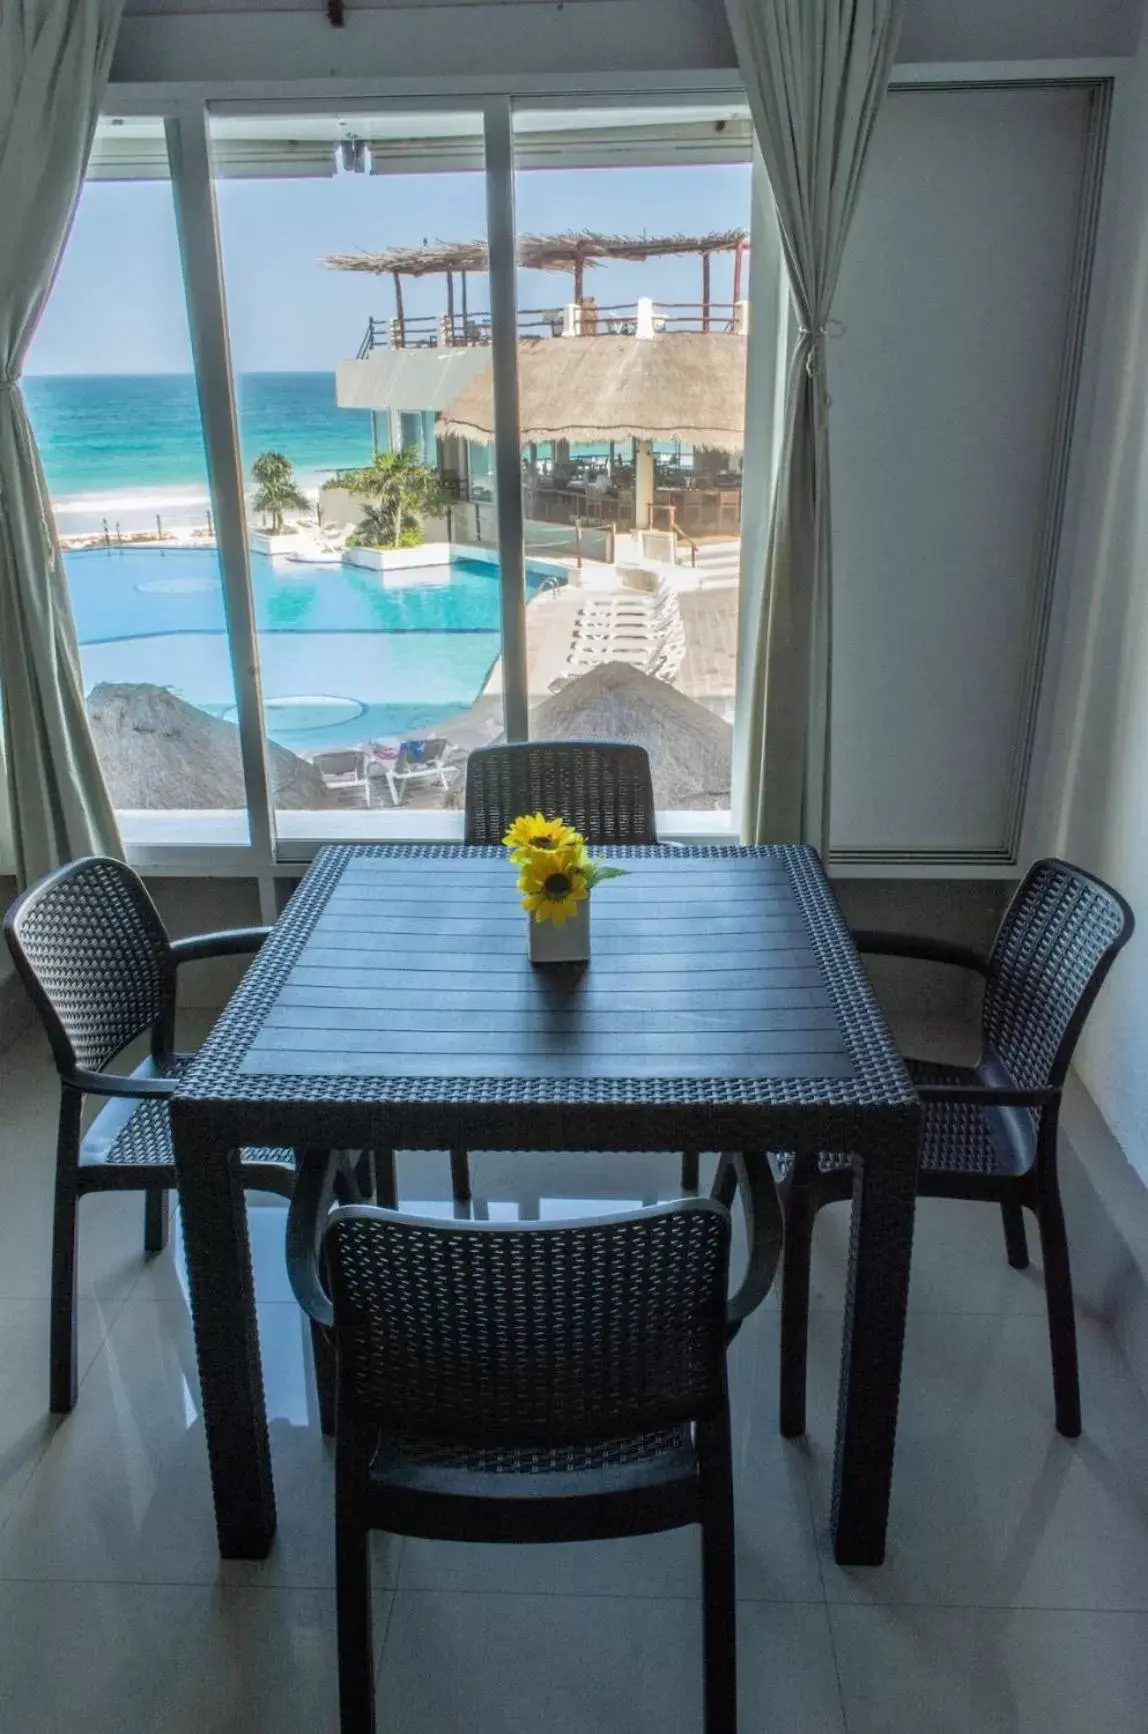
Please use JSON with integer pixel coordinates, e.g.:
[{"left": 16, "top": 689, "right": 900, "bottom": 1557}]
[{"left": 552, "top": 575, "right": 687, "bottom": 689}]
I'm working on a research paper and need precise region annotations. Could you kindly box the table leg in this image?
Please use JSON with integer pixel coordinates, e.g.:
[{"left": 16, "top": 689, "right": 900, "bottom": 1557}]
[
  {"left": 831, "top": 1123, "right": 919, "bottom": 1566},
  {"left": 171, "top": 1110, "right": 276, "bottom": 1558}
]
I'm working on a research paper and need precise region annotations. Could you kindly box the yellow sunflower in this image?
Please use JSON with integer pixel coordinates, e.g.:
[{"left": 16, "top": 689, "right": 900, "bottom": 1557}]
[
  {"left": 503, "top": 812, "right": 583, "bottom": 861},
  {"left": 517, "top": 843, "right": 590, "bottom": 925}
]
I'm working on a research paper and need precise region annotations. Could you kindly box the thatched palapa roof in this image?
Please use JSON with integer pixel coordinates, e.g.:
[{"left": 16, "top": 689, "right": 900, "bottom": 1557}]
[
  {"left": 88, "top": 683, "right": 335, "bottom": 811},
  {"left": 439, "top": 331, "right": 745, "bottom": 450},
  {"left": 325, "top": 229, "right": 748, "bottom": 279},
  {"left": 531, "top": 662, "right": 732, "bottom": 810}
]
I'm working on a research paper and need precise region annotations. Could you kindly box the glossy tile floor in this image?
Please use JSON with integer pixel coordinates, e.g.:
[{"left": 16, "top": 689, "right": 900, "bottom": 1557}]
[{"left": 2, "top": 1018, "right": 1148, "bottom": 1731}]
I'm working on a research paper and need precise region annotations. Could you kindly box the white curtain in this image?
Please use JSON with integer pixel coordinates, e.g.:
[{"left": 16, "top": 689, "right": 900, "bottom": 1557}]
[
  {"left": 0, "top": 0, "right": 124, "bottom": 887},
  {"left": 726, "top": 0, "right": 906, "bottom": 850}
]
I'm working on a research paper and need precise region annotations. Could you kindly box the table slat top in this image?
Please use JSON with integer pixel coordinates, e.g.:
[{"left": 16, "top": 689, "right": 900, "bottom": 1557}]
[{"left": 174, "top": 846, "right": 914, "bottom": 1129}]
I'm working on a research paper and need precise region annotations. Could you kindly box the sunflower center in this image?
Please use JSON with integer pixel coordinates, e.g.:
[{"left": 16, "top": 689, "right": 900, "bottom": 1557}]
[
  {"left": 534, "top": 833, "right": 558, "bottom": 850},
  {"left": 543, "top": 872, "right": 572, "bottom": 898}
]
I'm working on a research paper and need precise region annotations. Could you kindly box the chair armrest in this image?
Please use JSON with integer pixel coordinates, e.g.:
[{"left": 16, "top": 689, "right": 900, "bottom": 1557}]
[
  {"left": 852, "top": 930, "right": 989, "bottom": 976},
  {"left": 169, "top": 927, "right": 271, "bottom": 966},
  {"left": 285, "top": 1148, "right": 338, "bottom": 1329},
  {"left": 720, "top": 1152, "right": 784, "bottom": 1335},
  {"left": 919, "top": 1083, "right": 1059, "bottom": 1109},
  {"left": 70, "top": 1069, "right": 177, "bottom": 1100}
]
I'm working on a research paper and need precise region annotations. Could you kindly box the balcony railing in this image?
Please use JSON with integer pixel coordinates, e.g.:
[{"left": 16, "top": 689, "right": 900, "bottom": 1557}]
[{"left": 356, "top": 297, "right": 748, "bottom": 357}]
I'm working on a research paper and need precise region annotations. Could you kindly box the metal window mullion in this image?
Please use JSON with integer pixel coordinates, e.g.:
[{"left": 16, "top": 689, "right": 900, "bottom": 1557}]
[
  {"left": 165, "top": 106, "right": 275, "bottom": 866},
  {"left": 483, "top": 97, "right": 529, "bottom": 741}
]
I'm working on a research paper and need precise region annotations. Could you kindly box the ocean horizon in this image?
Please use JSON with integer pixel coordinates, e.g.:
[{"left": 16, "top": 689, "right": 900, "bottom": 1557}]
[
  {"left": 23, "top": 371, "right": 376, "bottom": 526},
  {"left": 24, "top": 368, "right": 684, "bottom": 535}
]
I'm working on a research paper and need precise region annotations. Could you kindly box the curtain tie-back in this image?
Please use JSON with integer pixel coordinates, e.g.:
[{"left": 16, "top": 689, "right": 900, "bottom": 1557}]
[
  {"left": 0, "top": 372, "right": 19, "bottom": 391},
  {"left": 796, "top": 319, "right": 846, "bottom": 377}
]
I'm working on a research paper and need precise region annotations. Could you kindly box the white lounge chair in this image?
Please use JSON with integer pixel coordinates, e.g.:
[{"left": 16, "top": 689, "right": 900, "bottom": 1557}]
[
  {"left": 381, "top": 737, "right": 455, "bottom": 807},
  {"left": 312, "top": 749, "right": 373, "bottom": 807}
]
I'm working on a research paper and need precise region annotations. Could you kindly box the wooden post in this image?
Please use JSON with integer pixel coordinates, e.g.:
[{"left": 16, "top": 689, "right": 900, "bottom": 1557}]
[
  {"left": 461, "top": 268, "right": 469, "bottom": 337},
  {"left": 731, "top": 238, "right": 745, "bottom": 323},
  {"left": 634, "top": 437, "right": 655, "bottom": 531},
  {"left": 701, "top": 251, "right": 711, "bottom": 333},
  {"left": 445, "top": 270, "right": 455, "bottom": 343},
  {"left": 392, "top": 269, "right": 405, "bottom": 347},
  {"left": 573, "top": 255, "right": 584, "bottom": 306}
]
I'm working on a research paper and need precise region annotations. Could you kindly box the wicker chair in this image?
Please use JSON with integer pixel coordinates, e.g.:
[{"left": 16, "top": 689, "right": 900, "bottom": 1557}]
[
  {"left": 463, "top": 739, "right": 657, "bottom": 847},
  {"left": 3, "top": 855, "right": 300, "bottom": 1414},
  {"left": 402, "top": 739, "right": 698, "bottom": 1207},
  {"left": 773, "top": 858, "right": 1134, "bottom": 1442},
  {"left": 286, "top": 1148, "right": 783, "bottom": 1734}
]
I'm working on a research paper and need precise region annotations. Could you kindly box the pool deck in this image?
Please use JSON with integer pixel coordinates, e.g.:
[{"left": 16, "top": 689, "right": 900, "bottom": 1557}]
[{"left": 377, "top": 571, "right": 740, "bottom": 812}]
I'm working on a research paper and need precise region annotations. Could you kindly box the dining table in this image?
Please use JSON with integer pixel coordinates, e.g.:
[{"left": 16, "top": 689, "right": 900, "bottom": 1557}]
[{"left": 170, "top": 842, "right": 920, "bottom": 1567}]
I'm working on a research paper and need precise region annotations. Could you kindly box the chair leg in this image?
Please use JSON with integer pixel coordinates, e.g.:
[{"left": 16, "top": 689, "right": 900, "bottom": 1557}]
[
  {"left": 372, "top": 1148, "right": 398, "bottom": 1210},
  {"left": 1036, "top": 1181, "right": 1081, "bottom": 1438},
  {"left": 311, "top": 1320, "right": 337, "bottom": 1439},
  {"left": 711, "top": 1156, "right": 738, "bottom": 1210},
  {"left": 143, "top": 1187, "right": 170, "bottom": 1255},
  {"left": 450, "top": 1148, "right": 471, "bottom": 1205},
  {"left": 699, "top": 1413, "right": 737, "bottom": 1734},
  {"left": 681, "top": 1149, "right": 701, "bottom": 1192},
  {"left": 779, "top": 1170, "right": 817, "bottom": 1439},
  {"left": 1000, "top": 1198, "right": 1029, "bottom": 1270},
  {"left": 351, "top": 1150, "right": 374, "bottom": 1202},
  {"left": 336, "top": 1427, "right": 377, "bottom": 1734},
  {"left": 50, "top": 1091, "right": 83, "bottom": 1415}
]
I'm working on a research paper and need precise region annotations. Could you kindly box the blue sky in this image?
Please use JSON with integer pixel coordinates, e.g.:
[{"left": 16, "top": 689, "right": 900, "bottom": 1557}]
[{"left": 28, "top": 161, "right": 751, "bottom": 376}]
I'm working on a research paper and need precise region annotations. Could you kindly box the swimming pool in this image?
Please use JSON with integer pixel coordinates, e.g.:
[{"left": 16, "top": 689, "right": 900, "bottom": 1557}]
[{"left": 65, "top": 546, "right": 564, "bottom": 751}]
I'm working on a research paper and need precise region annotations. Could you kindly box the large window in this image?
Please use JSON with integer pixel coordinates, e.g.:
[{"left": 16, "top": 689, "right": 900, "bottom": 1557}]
[
  {"left": 512, "top": 105, "right": 751, "bottom": 816},
  {"left": 25, "top": 120, "right": 249, "bottom": 845},
  {"left": 23, "top": 96, "right": 759, "bottom": 860},
  {"left": 210, "top": 111, "right": 493, "bottom": 837}
]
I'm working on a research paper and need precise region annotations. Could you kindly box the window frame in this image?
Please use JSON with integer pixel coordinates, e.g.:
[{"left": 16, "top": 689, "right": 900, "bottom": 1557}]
[{"left": 66, "top": 79, "right": 766, "bottom": 877}]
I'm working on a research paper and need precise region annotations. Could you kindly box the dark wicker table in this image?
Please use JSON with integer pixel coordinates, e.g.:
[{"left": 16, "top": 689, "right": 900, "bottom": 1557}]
[{"left": 171, "top": 844, "right": 919, "bottom": 1566}]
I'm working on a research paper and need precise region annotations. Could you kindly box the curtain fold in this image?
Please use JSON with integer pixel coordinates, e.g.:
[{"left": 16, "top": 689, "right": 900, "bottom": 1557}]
[
  {"left": 0, "top": 0, "right": 124, "bottom": 886},
  {"left": 726, "top": 0, "right": 905, "bottom": 850}
]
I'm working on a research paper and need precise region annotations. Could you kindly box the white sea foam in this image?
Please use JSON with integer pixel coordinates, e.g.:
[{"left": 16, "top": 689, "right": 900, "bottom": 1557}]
[
  {"left": 51, "top": 484, "right": 211, "bottom": 517},
  {"left": 51, "top": 477, "right": 324, "bottom": 535}
]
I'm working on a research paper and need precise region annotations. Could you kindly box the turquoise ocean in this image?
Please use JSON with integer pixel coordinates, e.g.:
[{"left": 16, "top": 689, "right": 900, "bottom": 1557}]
[
  {"left": 23, "top": 372, "right": 375, "bottom": 529},
  {"left": 23, "top": 370, "right": 678, "bottom": 534}
]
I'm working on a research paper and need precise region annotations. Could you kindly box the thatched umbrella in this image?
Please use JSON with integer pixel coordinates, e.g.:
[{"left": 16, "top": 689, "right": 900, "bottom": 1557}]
[
  {"left": 87, "top": 683, "right": 335, "bottom": 811},
  {"left": 439, "top": 331, "right": 745, "bottom": 451},
  {"left": 530, "top": 662, "right": 732, "bottom": 810}
]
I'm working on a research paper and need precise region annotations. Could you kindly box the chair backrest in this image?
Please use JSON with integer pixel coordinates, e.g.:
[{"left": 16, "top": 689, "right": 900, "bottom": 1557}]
[
  {"left": 464, "top": 741, "right": 657, "bottom": 846},
  {"left": 324, "top": 1200, "right": 731, "bottom": 1441},
  {"left": 3, "top": 856, "right": 173, "bottom": 1079},
  {"left": 396, "top": 737, "right": 447, "bottom": 774},
  {"left": 313, "top": 750, "right": 367, "bottom": 780},
  {"left": 982, "top": 857, "right": 1134, "bottom": 1093}
]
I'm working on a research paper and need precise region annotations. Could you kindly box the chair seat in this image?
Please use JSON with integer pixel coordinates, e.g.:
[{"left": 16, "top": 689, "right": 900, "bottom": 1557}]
[
  {"left": 80, "top": 1055, "right": 294, "bottom": 1180},
  {"left": 780, "top": 1059, "right": 1027, "bottom": 1185},
  {"left": 367, "top": 1423, "right": 701, "bottom": 1542},
  {"left": 376, "top": 1423, "right": 692, "bottom": 1478}
]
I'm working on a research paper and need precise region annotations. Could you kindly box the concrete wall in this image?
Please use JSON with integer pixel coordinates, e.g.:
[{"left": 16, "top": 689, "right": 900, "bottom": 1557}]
[
  {"left": 111, "top": 0, "right": 1143, "bottom": 89},
  {"left": 1036, "top": 13, "right": 1148, "bottom": 1184}
]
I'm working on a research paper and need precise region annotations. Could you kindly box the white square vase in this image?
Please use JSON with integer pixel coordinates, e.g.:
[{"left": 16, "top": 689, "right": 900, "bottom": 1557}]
[{"left": 528, "top": 898, "right": 590, "bottom": 964}]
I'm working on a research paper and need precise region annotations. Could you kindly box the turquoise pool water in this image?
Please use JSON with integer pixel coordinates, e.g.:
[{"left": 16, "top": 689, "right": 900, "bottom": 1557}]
[{"left": 65, "top": 546, "right": 562, "bottom": 750}]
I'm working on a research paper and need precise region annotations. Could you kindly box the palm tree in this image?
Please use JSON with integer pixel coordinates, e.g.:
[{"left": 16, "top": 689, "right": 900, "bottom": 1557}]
[
  {"left": 338, "top": 449, "right": 446, "bottom": 549},
  {"left": 251, "top": 451, "right": 309, "bottom": 534}
]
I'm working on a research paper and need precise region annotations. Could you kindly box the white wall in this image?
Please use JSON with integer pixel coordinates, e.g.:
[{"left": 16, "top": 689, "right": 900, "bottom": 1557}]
[
  {"left": 110, "top": 0, "right": 1143, "bottom": 88},
  {"left": 828, "top": 83, "right": 1097, "bottom": 865},
  {"left": 1037, "top": 18, "right": 1148, "bottom": 1182}
]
